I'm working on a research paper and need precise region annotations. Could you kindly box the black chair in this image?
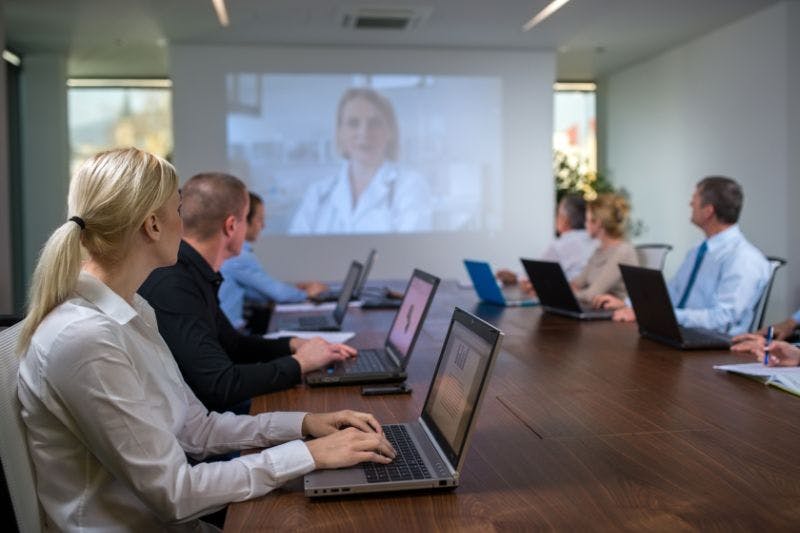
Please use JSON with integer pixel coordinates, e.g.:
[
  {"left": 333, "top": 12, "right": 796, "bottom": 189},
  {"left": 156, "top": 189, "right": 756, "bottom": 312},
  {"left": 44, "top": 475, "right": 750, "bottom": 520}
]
[{"left": 749, "top": 256, "right": 787, "bottom": 332}]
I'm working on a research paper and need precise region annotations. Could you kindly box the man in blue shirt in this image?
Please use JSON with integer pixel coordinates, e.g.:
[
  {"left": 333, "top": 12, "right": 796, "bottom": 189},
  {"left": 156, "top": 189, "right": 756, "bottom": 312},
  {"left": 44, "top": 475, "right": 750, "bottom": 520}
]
[
  {"left": 219, "top": 192, "right": 328, "bottom": 329},
  {"left": 597, "top": 176, "right": 770, "bottom": 335}
]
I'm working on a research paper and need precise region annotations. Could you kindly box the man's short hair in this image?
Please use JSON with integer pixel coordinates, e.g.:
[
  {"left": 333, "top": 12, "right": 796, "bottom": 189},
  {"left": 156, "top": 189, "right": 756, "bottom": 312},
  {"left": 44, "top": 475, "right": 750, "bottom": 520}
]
[
  {"left": 247, "top": 192, "right": 263, "bottom": 224},
  {"left": 696, "top": 176, "right": 743, "bottom": 224},
  {"left": 181, "top": 172, "right": 248, "bottom": 240},
  {"left": 560, "top": 194, "right": 587, "bottom": 230}
]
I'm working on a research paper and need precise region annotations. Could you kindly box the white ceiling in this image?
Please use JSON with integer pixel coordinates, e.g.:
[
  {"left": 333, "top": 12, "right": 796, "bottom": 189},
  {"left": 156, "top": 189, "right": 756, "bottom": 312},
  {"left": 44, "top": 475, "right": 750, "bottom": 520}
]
[{"left": 3, "top": 0, "right": 782, "bottom": 79}]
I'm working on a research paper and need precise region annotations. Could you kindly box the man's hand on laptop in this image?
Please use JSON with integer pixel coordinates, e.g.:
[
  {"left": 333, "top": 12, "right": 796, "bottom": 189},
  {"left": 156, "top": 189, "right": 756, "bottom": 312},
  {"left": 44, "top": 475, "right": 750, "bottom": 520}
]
[
  {"left": 305, "top": 425, "right": 397, "bottom": 469},
  {"left": 302, "top": 410, "right": 384, "bottom": 437},
  {"left": 495, "top": 269, "right": 518, "bottom": 286},
  {"left": 612, "top": 306, "right": 636, "bottom": 322},
  {"left": 292, "top": 337, "right": 357, "bottom": 373},
  {"left": 592, "top": 294, "right": 625, "bottom": 310}
]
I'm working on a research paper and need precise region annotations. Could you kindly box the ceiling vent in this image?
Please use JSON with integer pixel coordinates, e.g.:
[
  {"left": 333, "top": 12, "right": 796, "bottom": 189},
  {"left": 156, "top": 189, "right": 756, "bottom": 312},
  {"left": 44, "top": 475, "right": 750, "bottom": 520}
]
[{"left": 338, "top": 5, "right": 432, "bottom": 30}]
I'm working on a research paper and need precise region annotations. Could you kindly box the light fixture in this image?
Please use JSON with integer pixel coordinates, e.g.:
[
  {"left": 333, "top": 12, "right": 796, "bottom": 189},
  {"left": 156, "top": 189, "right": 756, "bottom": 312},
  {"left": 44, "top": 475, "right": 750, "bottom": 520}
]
[
  {"left": 67, "top": 79, "right": 173, "bottom": 88},
  {"left": 554, "top": 82, "right": 596, "bottom": 92},
  {"left": 212, "top": 0, "right": 229, "bottom": 27},
  {"left": 523, "top": 0, "right": 572, "bottom": 31},
  {"left": 2, "top": 49, "right": 21, "bottom": 66}
]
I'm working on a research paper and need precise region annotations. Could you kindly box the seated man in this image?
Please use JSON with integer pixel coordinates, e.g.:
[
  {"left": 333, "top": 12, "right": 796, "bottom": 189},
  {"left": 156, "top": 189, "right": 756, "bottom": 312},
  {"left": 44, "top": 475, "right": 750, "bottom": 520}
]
[
  {"left": 139, "top": 172, "right": 355, "bottom": 413},
  {"left": 595, "top": 176, "right": 770, "bottom": 336},
  {"left": 219, "top": 192, "right": 328, "bottom": 330},
  {"left": 497, "top": 193, "right": 597, "bottom": 286}
]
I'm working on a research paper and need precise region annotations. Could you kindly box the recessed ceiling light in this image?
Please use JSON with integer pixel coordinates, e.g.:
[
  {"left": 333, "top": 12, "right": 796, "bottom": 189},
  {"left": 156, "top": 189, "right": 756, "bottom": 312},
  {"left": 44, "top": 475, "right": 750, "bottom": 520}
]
[{"left": 523, "top": 0, "right": 572, "bottom": 31}]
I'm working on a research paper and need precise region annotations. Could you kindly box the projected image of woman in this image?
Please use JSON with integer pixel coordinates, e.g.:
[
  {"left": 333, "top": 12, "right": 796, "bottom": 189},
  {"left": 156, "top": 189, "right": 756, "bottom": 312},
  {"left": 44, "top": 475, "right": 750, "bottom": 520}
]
[{"left": 290, "top": 88, "right": 432, "bottom": 234}]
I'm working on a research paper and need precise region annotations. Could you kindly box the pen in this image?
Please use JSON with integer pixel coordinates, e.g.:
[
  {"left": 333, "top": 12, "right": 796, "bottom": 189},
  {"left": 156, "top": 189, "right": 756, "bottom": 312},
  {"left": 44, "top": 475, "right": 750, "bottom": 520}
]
[{"left": 764, "top": 326, "right": 773, "bottom": 365}]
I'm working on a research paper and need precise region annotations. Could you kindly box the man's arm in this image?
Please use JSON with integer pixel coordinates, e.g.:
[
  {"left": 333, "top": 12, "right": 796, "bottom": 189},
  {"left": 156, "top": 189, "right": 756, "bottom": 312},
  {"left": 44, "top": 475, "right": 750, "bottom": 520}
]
[
  {"left": 142, "top": 274, "right": 301, "bottom": 412},
  {"left": 225, "top": 254, "right": 307, "bottom": 303}
]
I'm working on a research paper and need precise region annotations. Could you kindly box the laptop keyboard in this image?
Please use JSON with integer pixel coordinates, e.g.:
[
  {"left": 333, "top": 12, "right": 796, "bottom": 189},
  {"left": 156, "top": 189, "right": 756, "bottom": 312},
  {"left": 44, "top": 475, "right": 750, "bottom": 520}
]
[
  {"left": 362, "top": 424, "right": 431, "bottom": 483},
  {"left": 345, "top": 349, "right": 387, "bottom": 373},
  {"left": 298, "top": 315, "right": 330, "bottom": 328}
]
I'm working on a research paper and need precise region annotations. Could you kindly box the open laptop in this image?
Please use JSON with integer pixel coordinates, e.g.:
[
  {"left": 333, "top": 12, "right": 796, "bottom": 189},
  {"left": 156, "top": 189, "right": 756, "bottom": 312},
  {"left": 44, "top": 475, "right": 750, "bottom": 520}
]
[
  {"left": 463, "top": 260, "right": 537, "bottom": 307},
  {"left": 619, "top": 264, "right": 731, "bottom": 350},
  {"left": 311, "top": 250, "right": 376, "bottom": 303},
  {"left": 305, "top": 269, "right": 440, "bottom": 386},
  {"left": 277, "top": 261, "right": 363, "bottom": 331},
  {"left": 304, "top": 307, "right": 503, "bottom": 497},
  {"left": 521, "top": 259, "right": 613, "bottom": 320}
]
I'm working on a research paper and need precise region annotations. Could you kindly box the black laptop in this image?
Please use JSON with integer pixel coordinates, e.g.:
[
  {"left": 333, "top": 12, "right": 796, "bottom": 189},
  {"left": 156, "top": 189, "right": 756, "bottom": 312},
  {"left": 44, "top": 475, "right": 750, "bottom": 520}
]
[
  {"left": 311, "top": 250, "right": 375, "bottom": 303},
  {"left": 277, "top": 261, "right": 363, "bottom": 331},
  {"left": 619, "top": 264, "right": 731, "bottom": 350},
  {"left": 521, "top": 259, "right": 613, "bottom": 320},
  {"left": 305, "top": 269, "right": 440, "bottom": 386}
]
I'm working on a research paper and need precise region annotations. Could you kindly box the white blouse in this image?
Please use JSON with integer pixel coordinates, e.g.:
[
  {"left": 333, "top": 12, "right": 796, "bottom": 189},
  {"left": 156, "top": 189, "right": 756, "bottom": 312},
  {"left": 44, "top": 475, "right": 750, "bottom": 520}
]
[{"left": 18, "top": 272, "right": 315, "bottom": 532}]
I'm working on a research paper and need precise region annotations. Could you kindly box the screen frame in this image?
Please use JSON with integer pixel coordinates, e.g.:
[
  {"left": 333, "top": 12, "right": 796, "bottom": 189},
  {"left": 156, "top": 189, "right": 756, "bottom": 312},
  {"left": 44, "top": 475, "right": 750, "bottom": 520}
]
[{"left": 420, "top": 307, "right": 503, "bottom": 470}]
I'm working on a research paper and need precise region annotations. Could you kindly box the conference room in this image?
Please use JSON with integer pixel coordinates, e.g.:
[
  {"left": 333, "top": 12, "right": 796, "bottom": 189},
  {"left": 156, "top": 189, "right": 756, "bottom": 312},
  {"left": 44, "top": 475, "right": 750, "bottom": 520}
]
[{"left": 2, "top": 0, "right": 800, "bottom": 530}]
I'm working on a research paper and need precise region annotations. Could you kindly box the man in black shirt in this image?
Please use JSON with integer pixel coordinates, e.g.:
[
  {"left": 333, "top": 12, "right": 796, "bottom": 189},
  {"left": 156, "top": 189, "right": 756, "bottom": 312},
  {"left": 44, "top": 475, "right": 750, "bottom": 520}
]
[{"left": 139, "top": 172, "right": 355, "bottom": 412}]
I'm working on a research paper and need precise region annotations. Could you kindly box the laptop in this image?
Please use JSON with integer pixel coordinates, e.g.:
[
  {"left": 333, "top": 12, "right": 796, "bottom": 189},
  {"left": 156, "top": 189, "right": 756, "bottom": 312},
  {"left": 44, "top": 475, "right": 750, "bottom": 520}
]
[
  {"left": 305, "top": 269, "right": 440, "bottom": 386},
  {"left": 304, "top": 307, "right": 503, "bottom": 497},
  {"left": 311, "top": 250, "right": 376, "bottom": 303},
  {"left": 277, "top": 261, "right": 363, "bottom": 331},
  {"left": 463, "top": 260, "right": 537, "bottom": 307},
  {"left": 619, "top": 264, "right": 731, "bottom": 350},
  {"left": 520, "top": 259, "right": 612, "bottom": 320}
]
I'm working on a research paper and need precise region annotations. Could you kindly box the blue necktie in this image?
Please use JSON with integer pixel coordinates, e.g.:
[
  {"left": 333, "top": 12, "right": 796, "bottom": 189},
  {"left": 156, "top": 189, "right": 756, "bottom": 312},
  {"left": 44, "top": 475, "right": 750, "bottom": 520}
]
[{"left": 677, "top": 241, "right": 708, "bottom": 309}]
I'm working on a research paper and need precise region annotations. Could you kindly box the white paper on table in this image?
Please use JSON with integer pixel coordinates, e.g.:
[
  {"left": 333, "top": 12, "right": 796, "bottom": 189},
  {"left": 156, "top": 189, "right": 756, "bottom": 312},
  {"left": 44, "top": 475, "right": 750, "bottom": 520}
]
[{"left": 263, "top": 330, "right": 355, "bottom": 344}]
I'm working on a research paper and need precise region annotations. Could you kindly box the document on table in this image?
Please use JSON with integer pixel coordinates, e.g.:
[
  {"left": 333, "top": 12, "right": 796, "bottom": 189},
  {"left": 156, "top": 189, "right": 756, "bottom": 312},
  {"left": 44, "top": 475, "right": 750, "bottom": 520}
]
[
  {"left": 264, "top": 330, "right": 355, "bottom": 344},
  {"left": 714, "top": 363, "right": 800, "bottom": 397},
  {"left": 274, "top": 301, "right": 363, "bottom": 313}
]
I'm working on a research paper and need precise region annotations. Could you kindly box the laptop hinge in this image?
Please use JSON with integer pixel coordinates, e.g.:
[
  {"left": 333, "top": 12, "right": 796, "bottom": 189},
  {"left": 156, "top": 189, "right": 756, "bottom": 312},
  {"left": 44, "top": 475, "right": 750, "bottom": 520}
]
[
  {"left": 418, "top": 417, "right": 457, "bottom": 478},
  {"left": 386, "top": 345, "right": 402, "bottom": 368}
]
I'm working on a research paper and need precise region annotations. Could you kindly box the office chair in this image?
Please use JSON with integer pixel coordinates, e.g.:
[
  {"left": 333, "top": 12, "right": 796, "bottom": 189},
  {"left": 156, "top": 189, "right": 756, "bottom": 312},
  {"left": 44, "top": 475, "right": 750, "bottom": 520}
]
[
  {"left": 0, "top": 322, "right": 44, "bottom": 532},
  {"left": 634, "top": 243, "right": 673, "bottom": 270},
  {"left": 749, "top": 256, "right": 787, "bottom": 332}
]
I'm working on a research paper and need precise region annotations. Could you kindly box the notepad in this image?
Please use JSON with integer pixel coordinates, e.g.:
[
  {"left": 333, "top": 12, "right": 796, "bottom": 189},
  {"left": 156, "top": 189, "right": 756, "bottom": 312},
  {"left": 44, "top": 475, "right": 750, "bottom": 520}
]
[{"left": 713, "top": 363, "right": 800, "bottom": 397}]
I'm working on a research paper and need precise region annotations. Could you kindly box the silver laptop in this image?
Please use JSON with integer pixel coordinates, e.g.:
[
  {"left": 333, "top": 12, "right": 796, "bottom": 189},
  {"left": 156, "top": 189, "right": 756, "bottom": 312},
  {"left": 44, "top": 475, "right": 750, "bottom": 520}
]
[
  {"left": 521, "top": 258, "right": 613, "bottom": 320},
  {"left": 277, "top": 261, "right": 363, "bottom": 331},
  {"left": 304, "top": 307, "right": 503, "bottom": 497},
  {"left": 305, "top": 269, "right": 440, "bottom": 386}
]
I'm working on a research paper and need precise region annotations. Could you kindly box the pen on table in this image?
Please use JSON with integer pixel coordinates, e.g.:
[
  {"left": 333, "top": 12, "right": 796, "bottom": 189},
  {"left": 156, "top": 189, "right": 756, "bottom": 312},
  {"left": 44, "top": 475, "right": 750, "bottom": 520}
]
[{"left": 764, "top": 326, "right": 773, "bottom": 365}]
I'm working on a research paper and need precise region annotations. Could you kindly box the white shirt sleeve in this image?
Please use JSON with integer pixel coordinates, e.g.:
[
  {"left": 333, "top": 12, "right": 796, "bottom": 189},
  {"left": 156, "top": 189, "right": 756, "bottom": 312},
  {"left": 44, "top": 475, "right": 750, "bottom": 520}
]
[{"left": 44, "top": 329, "right": 315, "bottom": 524}]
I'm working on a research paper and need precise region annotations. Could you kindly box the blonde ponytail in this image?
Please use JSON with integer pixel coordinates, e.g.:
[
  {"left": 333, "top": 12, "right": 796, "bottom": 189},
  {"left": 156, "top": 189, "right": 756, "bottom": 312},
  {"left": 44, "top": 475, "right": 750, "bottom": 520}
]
[{"left": 18, "top": 148, "right": 178, "bottom": 353}]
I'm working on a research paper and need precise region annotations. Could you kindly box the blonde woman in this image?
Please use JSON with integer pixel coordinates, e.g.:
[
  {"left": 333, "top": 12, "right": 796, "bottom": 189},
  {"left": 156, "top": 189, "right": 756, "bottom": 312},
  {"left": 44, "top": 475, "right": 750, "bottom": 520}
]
[
  {"left": 16, "top": 148, "right": 394, "bottom": 531},
  {"left": 570, "top": 193, "right": 639, "bottom": 304}
]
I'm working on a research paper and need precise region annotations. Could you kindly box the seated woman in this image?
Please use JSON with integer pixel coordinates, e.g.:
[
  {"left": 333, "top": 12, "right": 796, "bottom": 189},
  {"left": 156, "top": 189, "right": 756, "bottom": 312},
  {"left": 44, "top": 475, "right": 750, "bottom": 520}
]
[
  {"left": 569, "top": 193, "right": 639, "bottom": 305},
  {"left": 16, "top": 148, "right": 394, "bottom": 531}
]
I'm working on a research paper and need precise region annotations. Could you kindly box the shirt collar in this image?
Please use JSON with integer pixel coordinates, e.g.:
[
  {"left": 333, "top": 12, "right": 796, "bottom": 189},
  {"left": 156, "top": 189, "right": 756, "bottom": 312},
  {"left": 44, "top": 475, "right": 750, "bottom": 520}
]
[
  {"left": 179, "top": 240, "right": 223, "bottom": 286},
  {"left": 75, "top": 271, "right": 139, "bottom": 325},
  {"left": 705, "top": 224, "right": 741, "bottom": 252},
  {"left": 242, "top": 241, "right": 254, "bottom": 253}
]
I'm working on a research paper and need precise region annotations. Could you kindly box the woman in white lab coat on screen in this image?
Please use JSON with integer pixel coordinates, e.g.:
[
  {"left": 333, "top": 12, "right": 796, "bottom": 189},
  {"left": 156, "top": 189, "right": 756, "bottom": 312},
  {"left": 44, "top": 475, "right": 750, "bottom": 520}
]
[{"left": 290, "top": 87, "right": 432, "bottom": 234}]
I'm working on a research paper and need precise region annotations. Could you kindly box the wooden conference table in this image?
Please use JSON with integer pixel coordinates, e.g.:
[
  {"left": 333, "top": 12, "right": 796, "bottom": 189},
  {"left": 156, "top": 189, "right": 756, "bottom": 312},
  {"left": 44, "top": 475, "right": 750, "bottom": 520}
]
[{"left": 225, "top": 281, "right": 800, "bottom": 531}]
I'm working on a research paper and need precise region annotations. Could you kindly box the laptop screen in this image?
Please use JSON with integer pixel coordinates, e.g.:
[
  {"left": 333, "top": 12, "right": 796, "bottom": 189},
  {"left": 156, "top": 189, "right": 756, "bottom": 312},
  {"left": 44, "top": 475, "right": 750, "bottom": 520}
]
[
  {"left": 332, "top": 261, "right": 363, "bottom": 323},
  {"left": 421, "top": 308, "right": 502, "bottom": 469},
  {"left": 353, "top": 249, "right": 376, "bottom": 298},
  {"left": 386, "top": 270, "right": 439, "bottom": 365}
]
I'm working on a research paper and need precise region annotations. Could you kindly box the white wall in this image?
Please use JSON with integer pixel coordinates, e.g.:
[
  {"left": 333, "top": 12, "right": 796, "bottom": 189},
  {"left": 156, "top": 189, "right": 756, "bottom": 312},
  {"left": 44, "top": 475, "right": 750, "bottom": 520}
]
[
  {"left": 19, "top": 54, "right": 70, "bottom": 289},
  {"left": 0, "top": 0, "right": 12, "bottom": 313},
  {"left": 788, "top": 2, "right": 800, "bottom": 321},
  {"left": 600, "top": 2, "right": 795, "bottom": 323},
  {"left": 171, "top": 45, "right": 556, "bottom": 283}
]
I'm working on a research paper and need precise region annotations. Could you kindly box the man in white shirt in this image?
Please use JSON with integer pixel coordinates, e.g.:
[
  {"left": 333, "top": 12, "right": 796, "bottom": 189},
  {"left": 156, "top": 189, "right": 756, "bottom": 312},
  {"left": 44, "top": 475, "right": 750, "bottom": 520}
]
[
  {"left": 598, "top": 176, "right": 770, "bottom": 336},
  {"left": 497, "top": 193, "right": 597, "bottom": 285}
]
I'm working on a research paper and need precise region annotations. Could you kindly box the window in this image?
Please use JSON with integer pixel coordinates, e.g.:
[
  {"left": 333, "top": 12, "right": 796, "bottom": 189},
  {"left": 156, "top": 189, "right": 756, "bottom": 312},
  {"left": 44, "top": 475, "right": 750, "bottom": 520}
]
[
  {"left": 67, "top": 80, "right": 173, "bottom": 175},
  {"left": 553, "top": 82, "right": 600, "bottom": 199}
]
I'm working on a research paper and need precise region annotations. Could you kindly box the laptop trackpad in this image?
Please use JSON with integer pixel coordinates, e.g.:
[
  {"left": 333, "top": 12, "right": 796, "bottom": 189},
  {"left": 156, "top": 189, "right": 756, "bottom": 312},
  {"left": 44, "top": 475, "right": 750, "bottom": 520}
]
[{"left": 305, "top": 465, "right": 366, "bottom": 490}]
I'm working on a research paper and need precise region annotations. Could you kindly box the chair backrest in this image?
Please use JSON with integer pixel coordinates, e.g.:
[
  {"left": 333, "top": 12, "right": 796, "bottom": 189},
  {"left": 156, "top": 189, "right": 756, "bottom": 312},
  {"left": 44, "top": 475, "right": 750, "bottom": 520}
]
[
  {"left": 635, "top": 243, "right": 673, "bottom": 270},
  {"left": 0, "top": 322, "right": 44, "bottom": 532},
  {"left": 750, "top": 256, "right": 787, "bottom": 332}
]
